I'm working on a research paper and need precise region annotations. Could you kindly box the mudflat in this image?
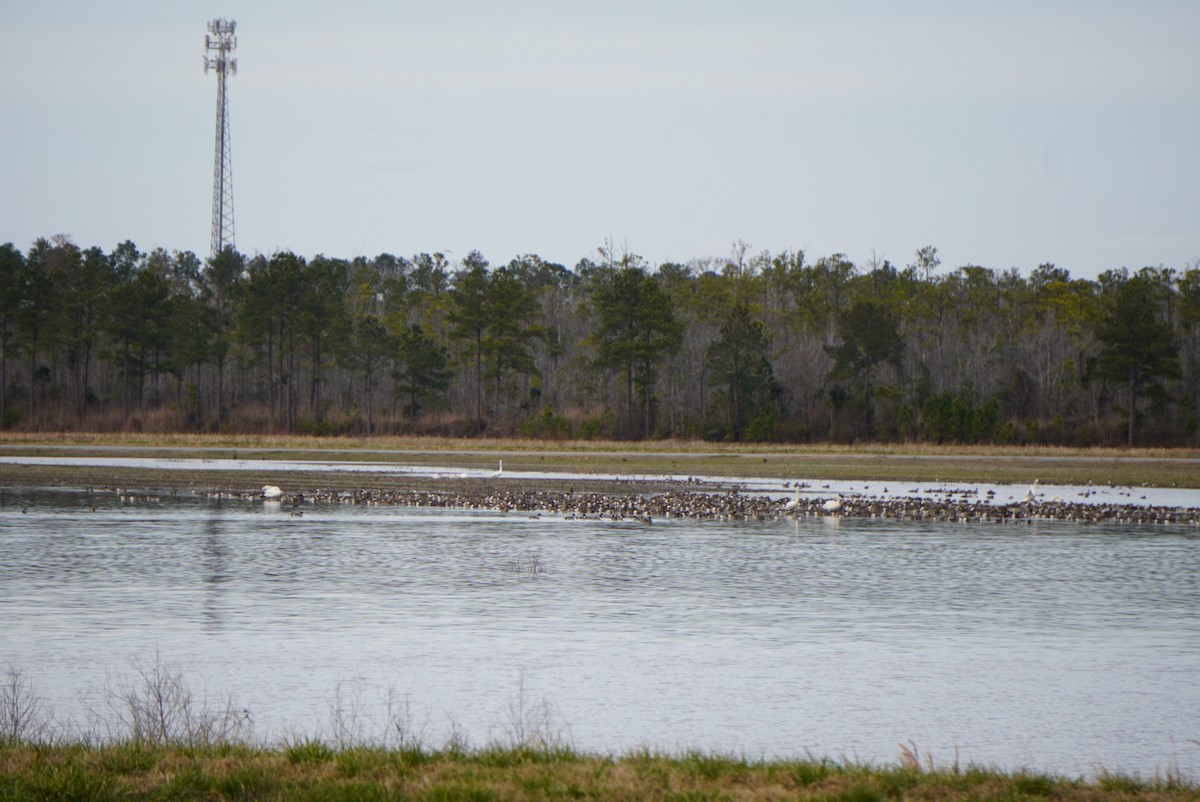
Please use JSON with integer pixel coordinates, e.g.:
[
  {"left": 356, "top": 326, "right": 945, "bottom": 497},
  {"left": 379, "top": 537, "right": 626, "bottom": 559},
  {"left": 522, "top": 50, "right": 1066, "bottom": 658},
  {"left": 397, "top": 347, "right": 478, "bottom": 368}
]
[{"left": 1, "top": 433, "right": 1198, "bottom": 493}]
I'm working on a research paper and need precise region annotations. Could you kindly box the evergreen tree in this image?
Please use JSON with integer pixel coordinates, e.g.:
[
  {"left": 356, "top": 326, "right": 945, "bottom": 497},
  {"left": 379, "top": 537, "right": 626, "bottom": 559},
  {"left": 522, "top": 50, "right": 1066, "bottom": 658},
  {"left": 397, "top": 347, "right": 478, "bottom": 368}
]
[
  {"left": 706, "top": 302, "right": 778, "bottom": 439},
  {"left": 344, "top": 314, "right": 393, "bottom": 434},
  {"left": 1095, "top": 274, "right": 1180, "bottom": 445},
  {"left": 482, "top": 265, "right": 545, "bottom": 422},
  {"left": 447, "top": 252, "right": 492, "bottom": 430},
  {"left": 394, "top": 324, "right": 451, "bottom": 420},
  {"left": 16, "top": 239, "right": 62, "bottom": 426},
  {"left": 590, "top": 266, "right": 682, "bottom": 438},
  {"left": 299, "top": 256, "right": 350, "bottom": 424},
  {"left": 104, "top": 261, "right": 173, "bottom": 422},
  {"left": 200, "top": 247, "right": 245, "bottom": 426},
  {"left": 237, "top": 252, "right": 306, "bottom": 430},
  {"left": 0, "top": 243, "right": 25, "bottom": 426},
  {"left": 827, "top": 296, "right": 903, "bottom": 437}
]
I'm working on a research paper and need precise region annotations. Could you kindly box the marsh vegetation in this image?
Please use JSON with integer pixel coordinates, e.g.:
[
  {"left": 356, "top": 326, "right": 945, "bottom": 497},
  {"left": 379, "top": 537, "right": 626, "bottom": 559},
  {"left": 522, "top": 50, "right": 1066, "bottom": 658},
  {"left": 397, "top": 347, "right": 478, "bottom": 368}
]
[{"left": 1, "top": 665, "right": 1194, "bottom": 802}]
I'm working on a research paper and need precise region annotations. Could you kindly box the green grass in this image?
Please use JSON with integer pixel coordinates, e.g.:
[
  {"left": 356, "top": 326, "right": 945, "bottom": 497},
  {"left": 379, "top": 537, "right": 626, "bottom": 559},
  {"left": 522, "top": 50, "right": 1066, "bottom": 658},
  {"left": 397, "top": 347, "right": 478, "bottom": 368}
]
[
  {"left": 1, "top": 740, "right": 1197, "bottom": 801},
  {"left": 287, "top": 737, "right": 338, "bottom": 765},
  {"left": 20, "top": 741, "right": 1195, "bottom": 801}
]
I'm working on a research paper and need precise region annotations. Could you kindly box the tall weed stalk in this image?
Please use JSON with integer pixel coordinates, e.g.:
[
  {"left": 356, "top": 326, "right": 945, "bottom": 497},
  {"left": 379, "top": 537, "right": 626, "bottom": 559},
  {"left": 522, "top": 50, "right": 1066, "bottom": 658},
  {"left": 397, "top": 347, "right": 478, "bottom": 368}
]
[
  {"left": 326, "top": 679, "right": 429, "bottom": 750},
  {"left": 100, "top": 653, "right": 252, "bottom": 747},
  {"left": 0, "top": 665, "right": 54, "bottom": 743}
]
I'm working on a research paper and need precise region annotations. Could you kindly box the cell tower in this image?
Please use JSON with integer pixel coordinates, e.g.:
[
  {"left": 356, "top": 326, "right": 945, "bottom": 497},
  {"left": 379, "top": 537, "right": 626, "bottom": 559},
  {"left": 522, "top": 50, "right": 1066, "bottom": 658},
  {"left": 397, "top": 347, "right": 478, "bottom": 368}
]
[{"left": 204, "top": 18, "right": 237, "bottom": 259}]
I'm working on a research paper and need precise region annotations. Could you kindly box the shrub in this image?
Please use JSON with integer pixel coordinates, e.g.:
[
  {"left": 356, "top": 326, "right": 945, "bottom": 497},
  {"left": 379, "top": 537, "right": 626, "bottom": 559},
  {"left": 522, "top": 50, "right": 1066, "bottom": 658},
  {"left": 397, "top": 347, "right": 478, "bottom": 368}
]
[
  {"left": 744, "top": 411, "right": 779, "bottom": 442},
  {"left": 519, "top": 408, "right": 573, "bottom": 440},
  {"left": 297, "top": 418, "right": 335, "bottom": 437}
]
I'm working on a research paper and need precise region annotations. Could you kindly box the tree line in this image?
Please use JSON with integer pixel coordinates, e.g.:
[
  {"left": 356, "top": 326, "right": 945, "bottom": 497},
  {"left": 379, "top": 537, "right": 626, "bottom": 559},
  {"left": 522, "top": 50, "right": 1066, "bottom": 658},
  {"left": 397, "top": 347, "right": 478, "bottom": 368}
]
[{"left": 0, "top": 235, "right": 1194, "bottom": 446}]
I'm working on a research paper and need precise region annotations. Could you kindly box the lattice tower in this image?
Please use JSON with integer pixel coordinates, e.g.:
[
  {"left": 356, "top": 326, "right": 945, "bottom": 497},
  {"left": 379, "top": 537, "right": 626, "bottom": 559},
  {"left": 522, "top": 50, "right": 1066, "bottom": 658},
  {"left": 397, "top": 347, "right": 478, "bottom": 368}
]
[{"left": 204, "top": 18, "right": 237, "bottom": 259}]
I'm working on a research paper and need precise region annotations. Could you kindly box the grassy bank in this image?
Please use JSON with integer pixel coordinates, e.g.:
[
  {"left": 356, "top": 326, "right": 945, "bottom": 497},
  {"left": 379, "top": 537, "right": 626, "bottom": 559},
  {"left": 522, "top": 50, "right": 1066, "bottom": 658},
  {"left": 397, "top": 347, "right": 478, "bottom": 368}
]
[
  {"left": 1, "top": 740, "right": 1195, "bottom": 802},
  {"left": 3, "top": 660, "right": 1192, "bottom": 801},
  {"left": 3, "top": 432, "right": 1200, "bottom": 490}
]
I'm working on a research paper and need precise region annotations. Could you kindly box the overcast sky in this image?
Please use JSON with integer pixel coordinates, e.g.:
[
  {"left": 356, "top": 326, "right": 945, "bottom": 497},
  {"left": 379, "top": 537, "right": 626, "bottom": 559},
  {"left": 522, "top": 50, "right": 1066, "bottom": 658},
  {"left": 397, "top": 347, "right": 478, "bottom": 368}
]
[{"left": 2, "top": 1, "right": 1197, "bottom": 278}]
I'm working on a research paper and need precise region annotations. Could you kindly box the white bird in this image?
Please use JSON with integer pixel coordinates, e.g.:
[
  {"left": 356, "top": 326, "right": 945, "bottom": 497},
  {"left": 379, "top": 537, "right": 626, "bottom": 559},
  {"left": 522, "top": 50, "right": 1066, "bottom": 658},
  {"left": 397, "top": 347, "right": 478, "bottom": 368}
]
[
  {"left": 490, "top": 460, "right": 504, "bottom": 478},
  {"left": 822, "top": 496, "right": 843, "bottom": 513},
  {"left": 784, "top": 487, "right": 801, "bottom": 512},
  {"left": 261, "top": 485, "right": 283, "bottom": 500},
  {"left": 1023, "top": 480, "right": 1040, "bottom": 503}
]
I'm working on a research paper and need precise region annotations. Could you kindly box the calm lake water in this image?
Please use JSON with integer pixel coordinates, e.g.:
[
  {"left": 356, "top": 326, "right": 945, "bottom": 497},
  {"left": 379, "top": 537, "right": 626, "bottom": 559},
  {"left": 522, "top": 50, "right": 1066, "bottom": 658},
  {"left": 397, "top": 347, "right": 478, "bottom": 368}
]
[{"left": 1, "top": 486, "right": 1197, "bottom": 780}]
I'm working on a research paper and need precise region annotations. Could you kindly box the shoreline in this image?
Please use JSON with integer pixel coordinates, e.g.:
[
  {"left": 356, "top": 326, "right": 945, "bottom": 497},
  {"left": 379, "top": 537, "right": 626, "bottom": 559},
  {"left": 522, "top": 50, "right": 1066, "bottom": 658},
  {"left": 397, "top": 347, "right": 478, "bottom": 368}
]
[
  {"left": 7, "top": 467, "right": 1200, "bottom": 526},
  {"left": 3, "top": 739, "right": 1194, "bottom": 800},
  {"left": 3, "top": 435, "right": 1200, "bottom": 490},
  {"left": 5, "top": 435, "right": 1200, "bottom": 525}
]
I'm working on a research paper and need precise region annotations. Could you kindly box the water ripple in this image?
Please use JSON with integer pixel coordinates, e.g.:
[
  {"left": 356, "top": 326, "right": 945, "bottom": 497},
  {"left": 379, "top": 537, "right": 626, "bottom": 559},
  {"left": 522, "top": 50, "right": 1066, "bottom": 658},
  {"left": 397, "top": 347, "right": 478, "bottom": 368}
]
[{"left": 1, "top": 488, "right": 1196, "bottom": 779}]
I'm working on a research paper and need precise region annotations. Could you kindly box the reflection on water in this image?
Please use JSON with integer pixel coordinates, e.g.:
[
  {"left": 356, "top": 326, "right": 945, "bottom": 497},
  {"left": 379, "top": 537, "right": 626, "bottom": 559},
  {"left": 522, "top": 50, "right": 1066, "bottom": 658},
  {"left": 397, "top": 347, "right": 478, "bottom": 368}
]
[{"left": 1, "top": 487, "right": 1197, "bottom": 779}]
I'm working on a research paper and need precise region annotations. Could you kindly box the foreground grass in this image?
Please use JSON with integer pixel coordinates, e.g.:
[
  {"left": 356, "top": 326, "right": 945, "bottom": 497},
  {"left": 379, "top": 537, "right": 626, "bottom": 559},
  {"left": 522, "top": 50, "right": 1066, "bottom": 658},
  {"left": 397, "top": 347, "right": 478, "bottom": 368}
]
[
  {"left": 1, "top": 741, "right": 1195, "bottom": 802},
  {"left": 3, "top": 432, "right": 1200, "bottom": 489}
]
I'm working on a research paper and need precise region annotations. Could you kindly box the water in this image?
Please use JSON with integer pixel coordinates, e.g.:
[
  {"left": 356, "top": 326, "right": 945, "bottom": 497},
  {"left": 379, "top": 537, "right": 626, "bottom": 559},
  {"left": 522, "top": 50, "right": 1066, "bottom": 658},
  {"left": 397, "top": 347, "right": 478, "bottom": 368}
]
[
  {"left": 1, "top": 486, "right": 1198, "bottom": 779},
  {"left": 6, "top": 451, "right": 1200, "bottom": 507}
]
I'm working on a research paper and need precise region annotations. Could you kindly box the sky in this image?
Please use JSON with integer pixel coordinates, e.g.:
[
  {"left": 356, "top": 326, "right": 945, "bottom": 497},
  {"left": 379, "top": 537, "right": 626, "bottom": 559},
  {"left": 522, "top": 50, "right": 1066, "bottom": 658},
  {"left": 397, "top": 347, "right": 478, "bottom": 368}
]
[{"left": 2, "top": 1, "right": 1197, "bottom": 278}]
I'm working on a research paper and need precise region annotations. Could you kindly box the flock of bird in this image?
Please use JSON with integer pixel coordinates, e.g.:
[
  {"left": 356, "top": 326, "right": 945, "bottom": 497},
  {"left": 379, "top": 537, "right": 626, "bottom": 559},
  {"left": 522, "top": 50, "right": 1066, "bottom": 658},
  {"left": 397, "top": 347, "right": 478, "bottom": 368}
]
[
  {"left": 202, "top": 476, "right": 1199, "bottom": 526},
  {"left": 45, "top": 465, "right": 1195, "bottom": 527}
]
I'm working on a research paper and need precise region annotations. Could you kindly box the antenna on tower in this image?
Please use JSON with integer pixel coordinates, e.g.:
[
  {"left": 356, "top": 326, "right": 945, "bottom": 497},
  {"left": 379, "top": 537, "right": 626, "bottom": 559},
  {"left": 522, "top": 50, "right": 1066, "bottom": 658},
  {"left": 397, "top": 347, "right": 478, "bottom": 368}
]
[{"left": 204, "top": 18, "right": 237, "bottom": 260}]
